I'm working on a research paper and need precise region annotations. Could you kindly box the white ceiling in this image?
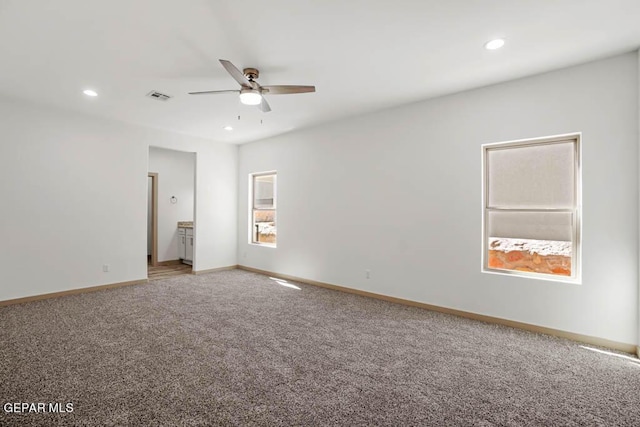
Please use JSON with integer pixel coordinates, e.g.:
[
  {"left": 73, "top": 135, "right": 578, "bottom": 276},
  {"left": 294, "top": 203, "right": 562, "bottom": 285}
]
[{"left": 0, "top": 0, "right": 639, "bottom": 144}]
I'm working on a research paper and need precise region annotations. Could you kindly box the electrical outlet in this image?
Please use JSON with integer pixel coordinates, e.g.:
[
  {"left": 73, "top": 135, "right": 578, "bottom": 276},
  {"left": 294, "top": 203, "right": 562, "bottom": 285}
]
[
  {"left": 103, "top": 264, "right": 110, "bottom": 272},
  {"left": 365, "top": 270, "right": 370, "bottom": 279}
]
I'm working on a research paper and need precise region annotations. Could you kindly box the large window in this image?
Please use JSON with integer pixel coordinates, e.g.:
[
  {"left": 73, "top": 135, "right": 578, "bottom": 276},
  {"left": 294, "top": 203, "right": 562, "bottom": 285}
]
[
  {"left": 251, "top": 172, "right": 277, "bottom": 246},
  {"left": 482, "top": 134, "right": 581, "bottom": 282}
]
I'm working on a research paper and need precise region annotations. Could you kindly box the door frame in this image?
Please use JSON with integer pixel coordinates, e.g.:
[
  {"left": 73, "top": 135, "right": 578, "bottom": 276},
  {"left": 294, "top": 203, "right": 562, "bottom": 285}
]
[{"left": 148, "top": 172, "right": 159, "bottom": 267}]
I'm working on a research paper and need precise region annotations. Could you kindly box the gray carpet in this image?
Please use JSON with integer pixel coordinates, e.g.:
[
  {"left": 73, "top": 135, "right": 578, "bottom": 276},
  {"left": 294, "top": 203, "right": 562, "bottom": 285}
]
[{"left": 1, "top": 269, "right": 639, "bottom": 426}]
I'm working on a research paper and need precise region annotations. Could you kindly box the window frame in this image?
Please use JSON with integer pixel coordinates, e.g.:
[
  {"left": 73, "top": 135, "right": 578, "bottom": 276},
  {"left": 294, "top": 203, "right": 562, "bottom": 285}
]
[
  {"left": 249, "top": 171, "right": 277, "bottom": 247},
  {"left": 481, "top": 133, "right": 582, "bottom": 283}
]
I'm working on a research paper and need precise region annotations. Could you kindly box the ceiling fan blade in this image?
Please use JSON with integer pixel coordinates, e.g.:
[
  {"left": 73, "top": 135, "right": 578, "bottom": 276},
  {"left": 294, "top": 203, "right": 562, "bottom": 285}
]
[
  {"left": 262, "top": 85, "right": 316, "bottom": 95},
  {"left": 219, "top": 59, "right": 254, "bottom": 88},
  {"left": 188, "top": 90, "right": 239, "bottom": 95},
  {"left": 257, "top": 97, "right": 271, "bottom": 113}
]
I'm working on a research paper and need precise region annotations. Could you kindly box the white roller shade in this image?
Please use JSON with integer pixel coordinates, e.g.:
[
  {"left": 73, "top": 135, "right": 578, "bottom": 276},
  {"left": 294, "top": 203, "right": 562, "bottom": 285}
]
[
  {"left": 487, "top": 141, "right": 574, "bottom": 209},
  {"left": 253, "top": 174, "right": 275, "bottom": 209},
  {"left": 488, "top": 211, "right": 573, "bottom": 242}
]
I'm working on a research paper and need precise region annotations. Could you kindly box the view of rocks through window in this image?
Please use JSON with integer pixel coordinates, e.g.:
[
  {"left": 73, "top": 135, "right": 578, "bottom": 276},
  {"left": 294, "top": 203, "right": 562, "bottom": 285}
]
[
  {"left": 488, "top": 237, "right": 571, "bottom": 276},
  {"left": 254, "top": 210, "right": 276, "bottom": 243}
]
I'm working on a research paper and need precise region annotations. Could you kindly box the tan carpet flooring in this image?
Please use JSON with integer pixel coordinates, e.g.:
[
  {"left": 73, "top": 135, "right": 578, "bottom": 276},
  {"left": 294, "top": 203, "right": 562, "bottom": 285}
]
[{"left": 1, "top": 270, "right": 639, "bottom": 426}]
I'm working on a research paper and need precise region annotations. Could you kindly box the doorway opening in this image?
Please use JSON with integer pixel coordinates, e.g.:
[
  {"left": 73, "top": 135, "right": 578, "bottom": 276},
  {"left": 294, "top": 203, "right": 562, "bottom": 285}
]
[
  {"left": 147, "top": 172, "right": 158, "bottom": 267},
  {"left": 147, "top": 147, "right": 196, "bottom": 281}
]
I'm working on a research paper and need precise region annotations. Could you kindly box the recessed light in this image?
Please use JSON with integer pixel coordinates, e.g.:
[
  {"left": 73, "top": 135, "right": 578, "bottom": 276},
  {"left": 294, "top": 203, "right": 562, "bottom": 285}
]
[
  {"left": 83, "top": 89, "right": 98, "bottom": 97},
  {"left": 484, "top": 38, "right": 505, "bottom": 50},
  {"left": 223, "top": 126, "right": 233, "bottom": 131}
]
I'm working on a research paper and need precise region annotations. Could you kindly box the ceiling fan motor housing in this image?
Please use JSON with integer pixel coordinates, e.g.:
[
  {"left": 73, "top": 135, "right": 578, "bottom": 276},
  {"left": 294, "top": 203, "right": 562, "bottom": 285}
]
[{"left": 243, "top": 68, "right": 259, "bottom": 81}]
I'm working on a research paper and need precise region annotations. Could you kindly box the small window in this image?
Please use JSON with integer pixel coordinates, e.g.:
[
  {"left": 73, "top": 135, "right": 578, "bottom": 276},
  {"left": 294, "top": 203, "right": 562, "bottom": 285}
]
[
  {"left": 482, "top": 134, "right": 581, "bottom": 282},
  {"left": 251, "top": 172, "right": 277, "bottom": 246}
]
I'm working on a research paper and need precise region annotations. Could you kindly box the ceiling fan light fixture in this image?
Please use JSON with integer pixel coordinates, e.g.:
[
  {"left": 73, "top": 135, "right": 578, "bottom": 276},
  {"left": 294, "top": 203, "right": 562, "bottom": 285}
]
[{"left": 239, "top": 89, "right": 262, "bottom": 105}]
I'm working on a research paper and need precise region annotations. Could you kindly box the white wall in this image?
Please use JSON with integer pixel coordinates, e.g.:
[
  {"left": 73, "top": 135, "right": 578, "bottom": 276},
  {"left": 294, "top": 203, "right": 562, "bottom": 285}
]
[
  {"left": 148, "top": 147, "right": 195, "bottom": 262},
  {"left": 0, "top": 99, "right": 238, "bottom": 301},
  {"left": 238, "top": 52, "right": 639, "bottom": 345}
]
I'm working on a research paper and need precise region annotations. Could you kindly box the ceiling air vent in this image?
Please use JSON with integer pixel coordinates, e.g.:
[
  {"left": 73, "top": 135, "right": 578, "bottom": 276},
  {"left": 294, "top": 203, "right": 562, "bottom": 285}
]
[{"left": 146, "top": 90, "right": 172, "bottom": 101}]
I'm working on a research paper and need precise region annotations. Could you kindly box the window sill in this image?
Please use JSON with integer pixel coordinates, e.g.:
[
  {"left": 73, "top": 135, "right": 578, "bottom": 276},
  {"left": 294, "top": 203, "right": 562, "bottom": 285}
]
[
  {"left": 250, "top": 242, "right": 277, "bottom": 249},
  {"left": 482, "top": 268, "right": 581, "bottom": 284}
]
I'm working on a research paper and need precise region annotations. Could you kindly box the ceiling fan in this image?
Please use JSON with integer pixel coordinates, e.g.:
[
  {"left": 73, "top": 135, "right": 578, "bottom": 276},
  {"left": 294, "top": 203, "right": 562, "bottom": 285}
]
[{"left": 189, "top": 59, "right": 316, "bottom": 113}]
